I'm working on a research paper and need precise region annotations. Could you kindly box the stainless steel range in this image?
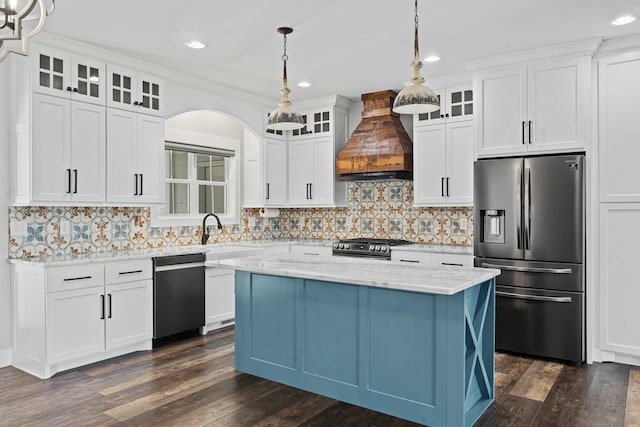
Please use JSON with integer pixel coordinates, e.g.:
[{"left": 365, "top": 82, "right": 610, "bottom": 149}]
[{"left": 332, "top": 238, "right": 412, "bottom": 260}]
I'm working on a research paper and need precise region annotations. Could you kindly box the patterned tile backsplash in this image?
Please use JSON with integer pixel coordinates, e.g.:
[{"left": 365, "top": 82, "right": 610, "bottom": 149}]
[{"left": 8, "top": 181, "right": 474, "bottom": 258}]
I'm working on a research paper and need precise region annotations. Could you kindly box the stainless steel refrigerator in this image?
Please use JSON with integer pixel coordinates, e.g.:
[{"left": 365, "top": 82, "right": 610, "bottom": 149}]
[{"left": 474, "top": 154, "right": 585, "bottom": 363}]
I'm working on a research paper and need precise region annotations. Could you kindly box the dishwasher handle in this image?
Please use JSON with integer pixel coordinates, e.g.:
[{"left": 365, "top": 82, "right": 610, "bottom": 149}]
[
  {"left": 481, "top": 263, "right": 572, "bottom": 274},
  {"left": 154, "top": 262, "right": 205, "bottom": 272},
  {"left": 496, "top": 290, "right": 572, "bottom": 303}
]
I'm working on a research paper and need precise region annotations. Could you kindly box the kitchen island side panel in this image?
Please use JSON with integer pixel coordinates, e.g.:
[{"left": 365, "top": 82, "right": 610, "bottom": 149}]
[{"left": 234, "top": 271, "right": 495, "bottom": 427}]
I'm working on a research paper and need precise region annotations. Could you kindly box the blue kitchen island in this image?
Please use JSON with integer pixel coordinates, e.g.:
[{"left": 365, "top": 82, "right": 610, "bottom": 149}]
[{"left": 216, "top": 256, "right": 500, "bottom": 426}]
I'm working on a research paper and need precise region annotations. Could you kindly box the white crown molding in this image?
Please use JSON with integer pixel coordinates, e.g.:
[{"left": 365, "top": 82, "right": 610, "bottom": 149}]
[
  {"left": 465, "top": 37, "right": 603, "bottom": 71},
  {"left": 295, "top": 94, "right": 353, "bottom": 111},
  {"left": 595, "top": 33, "right": 640, "bottom": 57},
  {"left": 425, "top": 71, "right": 473, "bottom": 89}
]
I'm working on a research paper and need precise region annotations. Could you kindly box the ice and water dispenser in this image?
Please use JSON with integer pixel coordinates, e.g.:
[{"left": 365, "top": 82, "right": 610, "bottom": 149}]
[{"left": 480, "top": 209, "right": 505, "bottom": 244}]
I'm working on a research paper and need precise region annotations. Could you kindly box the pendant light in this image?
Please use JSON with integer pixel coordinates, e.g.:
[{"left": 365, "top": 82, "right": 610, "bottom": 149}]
[
  {"left": 267, "top": 27, "right": 305, "bottom": 131},
  {"left": 392, "top": 0, "right": 440, "bottom": 114}
]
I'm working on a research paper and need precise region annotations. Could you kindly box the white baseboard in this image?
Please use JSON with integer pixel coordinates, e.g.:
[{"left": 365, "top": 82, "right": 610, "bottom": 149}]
[{"left": 0, "top": 348, "right": 11, "bottom": 368}]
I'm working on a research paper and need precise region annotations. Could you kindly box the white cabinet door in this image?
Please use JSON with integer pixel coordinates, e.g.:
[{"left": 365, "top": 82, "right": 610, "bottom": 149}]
[
  {"left": 288, "top": 139, "right": 313, "bottom": 205},
  {"left": 32, "top": 46, "right": 71, "bottom": 98},
  {"left": 106, "top": 108, "right": 138, "bottom": 203},
  {"left": 137, "top": 72, "right": 164, "bottom": 117},
  {"left": 310, "top": 137, "right": 334, "bottom": 205},
  {"left": 475, "top": 67, "right": 527, "bottom": 157},
  {"left": 70, "top": 55, "right": 106, "bottom": 105},
  {"left": 105, "top": 280, "right": 153, "bottom": 350},
  {"left": 598, "top": 52, "right": 640, "bottom": 203},
  {"left": 70, "top": 101, "right": 105, "bottom": 202},
  {"left": 205, "top": 268, "right": 236, "bottom": 325},
  {"left": 414, "top": 125, "right": 447, "bottom": 205},
  {"left": 445, "top": 85, "right": 475, "bottom": 124},
  {"left": 31, "top": 93, "right": 71, "bottom": 202},
  {"left": 264, "top": 137, "right": 287, "bottom": 206},
  {"left": 46, "top": 286, "right": 105, "bottom": 364},
  {"left": 599, "top": 204, "right": 640, "bottom": 357},
  {"left": 107, "top": 65, "right": 137, "bottom": 112},
  {"left": 137, "top": 114, "right": 165, "bottom": 204},
  {"left": 526, "top": 57, "right": 587, "bottom": 154},
  {"left": 445, "top": 121, "right": 474, "bottom": 205}
]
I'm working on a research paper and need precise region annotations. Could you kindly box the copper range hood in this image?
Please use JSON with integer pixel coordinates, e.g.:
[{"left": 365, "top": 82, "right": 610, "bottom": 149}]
[{"left": 336, "top": 90, "right": 413, "bottom": 181}]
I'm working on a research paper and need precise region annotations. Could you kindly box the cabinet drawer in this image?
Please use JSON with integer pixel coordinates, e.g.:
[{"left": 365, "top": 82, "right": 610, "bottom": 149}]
[
  {"left": 47, "top": 264, "right": 105, "bottom": 293},
  {"left": 391, "top": 251, "right": 433, "bottom": 264},
  {"left": 430, "top": 253, "right": 473, "bottom": 267},
  {"left": 290, "top": 245, "right": 332, "bottom": 257},
  {"left": 105, "top": 259, "right": 152, "bottom": 284}
]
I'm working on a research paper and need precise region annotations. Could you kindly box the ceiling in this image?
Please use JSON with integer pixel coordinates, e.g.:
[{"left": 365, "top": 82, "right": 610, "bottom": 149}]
[{"left": 42, "top": 0, "right": 640, "bottom": 102}]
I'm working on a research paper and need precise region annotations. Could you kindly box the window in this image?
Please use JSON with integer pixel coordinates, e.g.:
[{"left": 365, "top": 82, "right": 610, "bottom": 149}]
[{"left": 158, "top": 142, "right": 236, "bottom": 220}]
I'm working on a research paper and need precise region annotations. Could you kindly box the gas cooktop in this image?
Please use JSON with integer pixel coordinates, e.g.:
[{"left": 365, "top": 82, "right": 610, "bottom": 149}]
[{"left": 332, "top": 238, "right": 413, "bottom": 259}]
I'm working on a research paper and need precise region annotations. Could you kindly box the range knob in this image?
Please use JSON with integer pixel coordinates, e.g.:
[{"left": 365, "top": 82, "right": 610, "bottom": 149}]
[
  {"left": 381, "top": 246, "right": 387, "bottom": 252},
  {"left": 345, "top": 244, "right": 350, "bottom": 249},
  {"left": 375, "top": 245, "right": 381, "bottom": 251},
  {"left": 333, "top": 243, "right": 339, "bottom": 249},
  {"left": 339, "top": 243, "right": 344, "bottom": 249},
  {"left": 369, "top": 245, "right": 375, "bottom": 251}
]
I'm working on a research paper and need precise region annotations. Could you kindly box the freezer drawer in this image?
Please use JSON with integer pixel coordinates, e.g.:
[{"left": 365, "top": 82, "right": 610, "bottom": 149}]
[
  {"left": 475, "top": 257, "right": 583, "bottom": 292},
  {"left": 495, "top": 285, "right": 584, "bottom": 363}
]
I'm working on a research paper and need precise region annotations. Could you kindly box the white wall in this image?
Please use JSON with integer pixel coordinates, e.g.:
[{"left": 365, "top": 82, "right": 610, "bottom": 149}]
[{"left": 0, "top": 59, "right": 11, "bottom": 366}]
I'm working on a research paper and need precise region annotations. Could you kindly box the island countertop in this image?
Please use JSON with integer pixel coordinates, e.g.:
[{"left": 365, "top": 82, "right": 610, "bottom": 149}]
[{"left": 214, "top": 255, "right": 500, "bottom": 295}]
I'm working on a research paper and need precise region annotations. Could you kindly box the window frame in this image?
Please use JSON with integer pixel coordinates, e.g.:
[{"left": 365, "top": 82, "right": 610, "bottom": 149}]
[{"left": 152, "top": 142, "right": 240, "bottom": 227}]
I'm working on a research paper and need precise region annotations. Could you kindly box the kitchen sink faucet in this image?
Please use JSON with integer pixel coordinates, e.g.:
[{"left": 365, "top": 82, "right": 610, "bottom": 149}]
[{"left": 201, "top": 213, "right": 223, "bottom": 245}]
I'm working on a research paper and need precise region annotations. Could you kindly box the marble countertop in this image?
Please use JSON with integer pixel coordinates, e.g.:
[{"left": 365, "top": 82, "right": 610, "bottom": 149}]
[
  {"left": 393, "top": 244, "right": 473, "bottom": 255},
  {"left": 7, "top": 239, "right": 471, "bottom": 266},
  {"left": 214, "top": 255, "right": 499, "bottom": 295}
]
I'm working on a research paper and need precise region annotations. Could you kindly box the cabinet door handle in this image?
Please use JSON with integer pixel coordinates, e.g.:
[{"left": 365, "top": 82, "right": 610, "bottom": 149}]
[
  {"left": 100, "top": 295, "right": 105, "bottom": 320},
  {"left": 266, "top": 183, "right": 270, "bottom": 200},
  {"left": 73, "top": 169, "right": 78, "bottom": 194},
  {"left": 133, "top": 101, "right": 139, "bottom": 106},
  {"left": 496, "top": 291, "right": 572, "bottom": 303},
  {"left": 119, "top": 270, "right": 143, "bottom": 275},
  {"left": 400, "top": 259, "right": 420, "bottom": 263},
  {"left": 73, "top": 88, "right": 79, "bottom": 93},
  {"left": 528, "top": 120, "right": 532, "bottom": 144},
  {"left": 522, "top": 121, "right": 526, "bottom": 145},
  {"left": 446, "top": 177, "right": 450, "bottom": 197},
  {"left": 63, "top": 276, "right": 92, "bottom": 281},
  {"left": 139, "top": 174, "right": 143, "bottom": 196},
  {"left": 441, "top": 262, "right": 463, "bottom": 267},
  {"left": 306, "top": 183, "right": 310, "bottom": 200},
  {"left": 108, "top": 294, "right": 112, "bottom": 318},
  {"left": 66, "top": 169, "right": 72, "bottom": 193},
  {"left": 66, "top": 86, "right": 73, "bottom": 92},
  {"left": 134, "top": 173, "right": 139, "bottom": 195},
  {"left": 309, "top": 183, "right": 312, "bottom": 200},
  {"left": 441, "top": 177, "right": 445, "bottom": 197}
]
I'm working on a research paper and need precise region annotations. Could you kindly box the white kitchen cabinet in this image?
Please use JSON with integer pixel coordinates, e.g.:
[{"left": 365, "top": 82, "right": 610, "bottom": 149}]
[
  {"left": 290, "top": 108, "right": 333, "bottom": 139},
  {"left": 414, "top": 85, "right": 474, "bottom": 126},
  {"left": 202, "top": 267, "right": 236, "bottom": 334},
  {"left": 391, "top": 250, "right": 473, "bottom": 267},
  {"left": 23, "top": 93, "right": 105, "bottom": 204},
  {"left": 413, "top": 121, "right": 474, "bottom": 206},
  {"left": 106, "top": 109, "right": 164, "bottom": 204},
  {"left": 31, "top": 45, "right": 106, "bottom": 105},
  {"left": 288, "top": 136, "right": 342, "bottom": 206},
  {"left": 107, "top": 64, "right": 164, "bottom": 116},
  {"left": 474, "top": 56, "right": 590, "bottom": 157},
  {"left": 264, "top": 137, "right": 288, "bottom": 206},
  {"left": 12, "top": 260, "right": 153, "bottom": 379},
  {"left": 598, "top": 51, "right": 640, "bottom": 203},
  {"left": 599, "top": 204, "right": 640, "bottom": 357},
  {"left": 45, "top": 285, "right": 106, "bottom": 364}
]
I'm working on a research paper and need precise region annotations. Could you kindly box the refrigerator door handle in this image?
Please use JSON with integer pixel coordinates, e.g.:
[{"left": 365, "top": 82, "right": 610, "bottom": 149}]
[
  {"left": 496, "top": 291, "right": 572, "bottom": 303},
  {"left": 516, "top": 166, "right": 522, "bottom": 249},
  {"left": 481, "top": 263, "right": 572, "bottom": 274},
  {"left": 524, "top": 167, "right": 531, "bottom": 250}
]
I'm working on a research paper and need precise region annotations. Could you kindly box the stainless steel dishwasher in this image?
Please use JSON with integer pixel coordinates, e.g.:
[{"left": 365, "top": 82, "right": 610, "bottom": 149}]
[{"left": 153, "top": 253, "right": 206, "bottom": 340}]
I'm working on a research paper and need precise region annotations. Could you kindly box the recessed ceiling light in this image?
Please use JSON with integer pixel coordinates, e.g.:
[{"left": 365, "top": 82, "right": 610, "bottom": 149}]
[
  {"left": 424, "top": 55, "right": 441, "bottom": 62},
  {"left": 612, "top": 15, "right": 636, "bottom": 26},
  {"left": 297, "top": 81, "right": 311, "bottom": 88},
  {"left": 185, "top": 40, "right": 207, "bottom": 49}
]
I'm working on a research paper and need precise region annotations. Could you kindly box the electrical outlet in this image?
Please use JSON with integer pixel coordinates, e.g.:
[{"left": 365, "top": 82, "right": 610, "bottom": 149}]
[
  {"left": 10, "top": 220, "right": 28, "bottom": 236},
  {"left": 459, "top": 218, "right": 468, "bottom": 230},
  {"left": 59, "top": 219, "right": 71, "bottom": 235}
]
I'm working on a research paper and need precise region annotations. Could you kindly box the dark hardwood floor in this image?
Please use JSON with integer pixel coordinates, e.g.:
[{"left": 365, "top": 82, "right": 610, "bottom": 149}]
[{"left": 0, "top": 327, "right": 638, "bottom": 426}]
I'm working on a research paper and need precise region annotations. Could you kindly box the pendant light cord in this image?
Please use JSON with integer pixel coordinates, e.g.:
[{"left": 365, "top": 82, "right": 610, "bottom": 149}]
[
  {"left": 413, "top": 0, "right": 420, "bottom": 61},
  {"left": 282, "top": 33, "right": 289, "bottom": 82}
]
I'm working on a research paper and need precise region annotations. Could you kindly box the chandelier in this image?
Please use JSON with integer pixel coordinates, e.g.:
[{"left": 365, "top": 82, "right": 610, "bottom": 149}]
[{"left": 0, "top": 0, "right": 55, "bottom": 62}]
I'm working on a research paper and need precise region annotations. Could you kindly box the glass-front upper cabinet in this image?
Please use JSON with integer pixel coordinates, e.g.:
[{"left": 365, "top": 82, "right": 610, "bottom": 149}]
[
  {"left": 107, "top": 65, "right": 164, "bottom": 116},
  {"left": 31, "top": 45, "right": 106, "bottom": 105},
  {"left": 291, "top": 108, "right": 332, "bottom": 138},
  {"left": 415, "top": 85, "right": 473, "bottom": 126}
]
